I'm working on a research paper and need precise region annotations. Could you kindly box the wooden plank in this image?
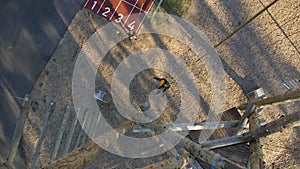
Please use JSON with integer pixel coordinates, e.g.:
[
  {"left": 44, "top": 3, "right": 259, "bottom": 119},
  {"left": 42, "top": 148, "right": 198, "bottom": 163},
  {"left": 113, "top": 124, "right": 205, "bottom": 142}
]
[
  {"left": 132, "top": 119, "right": 228, "bottom": 168},
  {"left": 137, "top": 150, "right": 184, "bottom": 169},
  {"left": 44, "top": 122, "right": 134, "bottom": 169},
  {"left": 210, "top": 108, "right": 250, "bottom": 168},
  {"left": 190, "top": 107, "right": 250, "bottom": 168},
  {"left": 198, "top": 111, "right": 300, "bottom": 149},
  {"left": 234, "top": 101, "right": 256, "bottom": 135},
  {"left": 177, "top": 138, "right": 225, "bottom": 168},
  {"left": 45, "top": 121, "right": 226, "bottom": 168},
  {"left": 209, "top": 107, "right": 242, "bottom": 140},
  {"left": 249, "top": 107, "right": 264, "bottom": 169},
  {"left": 132, "top": 121, "right": 241, "bottom": 133},
  {"left": 238, "top": 89, "right": 300, "bottom": 110},
  {"left": 247, "top": 88, "right": 265, "bottom": 169},
  {"left": 166, "top": 121, "right": 240, "bottom": 131}
]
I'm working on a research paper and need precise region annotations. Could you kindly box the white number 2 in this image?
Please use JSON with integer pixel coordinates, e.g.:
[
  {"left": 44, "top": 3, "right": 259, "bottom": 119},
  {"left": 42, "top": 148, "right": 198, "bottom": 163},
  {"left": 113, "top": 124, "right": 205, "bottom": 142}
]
[
  {"left": 128, "top": 21, "right": 136, "bottom": 30},
  {"left": 115, "top": 14, "right": 123, "bottom": 23},
  {"left": 102, "top": 7, "right": 110, "bottom": 17}
]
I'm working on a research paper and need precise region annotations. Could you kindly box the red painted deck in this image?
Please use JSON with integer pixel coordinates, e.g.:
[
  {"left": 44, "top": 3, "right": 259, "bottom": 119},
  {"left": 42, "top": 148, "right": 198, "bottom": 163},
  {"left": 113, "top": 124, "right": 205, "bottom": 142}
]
[{"left": 84, "top": 0, "right": 155, "bottom": 33}]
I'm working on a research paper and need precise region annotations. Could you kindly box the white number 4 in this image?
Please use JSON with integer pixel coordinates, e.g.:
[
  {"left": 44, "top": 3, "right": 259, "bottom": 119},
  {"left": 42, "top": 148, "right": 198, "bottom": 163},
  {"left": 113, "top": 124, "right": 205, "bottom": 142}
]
[{"left": 128, "top": 21, "right": 136, "bottom": 31}]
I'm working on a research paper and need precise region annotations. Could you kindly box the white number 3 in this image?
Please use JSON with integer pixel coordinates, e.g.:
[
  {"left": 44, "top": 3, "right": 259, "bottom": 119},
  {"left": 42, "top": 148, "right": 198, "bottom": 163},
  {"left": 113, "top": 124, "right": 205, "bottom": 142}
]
[{"left": 115, "top": 14, "right": 123, "bottom": 23}]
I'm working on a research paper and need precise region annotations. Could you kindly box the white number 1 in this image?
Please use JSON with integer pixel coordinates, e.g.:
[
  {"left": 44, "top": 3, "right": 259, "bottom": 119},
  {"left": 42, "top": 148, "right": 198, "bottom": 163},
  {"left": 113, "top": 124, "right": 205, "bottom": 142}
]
[{"left": 91, "top": 1, "right": 97, "bottom": 10}]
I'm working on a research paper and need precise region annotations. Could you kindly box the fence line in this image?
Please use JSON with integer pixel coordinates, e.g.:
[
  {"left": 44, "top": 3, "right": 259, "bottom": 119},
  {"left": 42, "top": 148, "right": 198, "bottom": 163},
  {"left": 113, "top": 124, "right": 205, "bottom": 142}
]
[
  {"left": 31, "top": 101, "right": 55, "bottom": 169},
  {"left": 50, "top": 105, "right": 71, "bottom": 163},
  {"left": 6, "top": 94, "right": 30, "bottom": 166},
  {"left": 63, "top": 110, "right": 79, "bottom": 156}
]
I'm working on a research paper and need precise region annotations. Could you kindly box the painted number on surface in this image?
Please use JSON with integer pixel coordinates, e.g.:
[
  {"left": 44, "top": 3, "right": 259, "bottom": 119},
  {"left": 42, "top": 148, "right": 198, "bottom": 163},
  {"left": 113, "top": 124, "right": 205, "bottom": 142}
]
[
  {"left": 115, "top": 14, "right": 123, "bottom": 23},
  {"left": 102, "top": 7, "right": 110, "bottom": 17},
  {"left": 91, "top": 1, "right": 97, "bottom": 10},
  {"left": 128, "top": 21, "right": 136, "bottom": 30}
]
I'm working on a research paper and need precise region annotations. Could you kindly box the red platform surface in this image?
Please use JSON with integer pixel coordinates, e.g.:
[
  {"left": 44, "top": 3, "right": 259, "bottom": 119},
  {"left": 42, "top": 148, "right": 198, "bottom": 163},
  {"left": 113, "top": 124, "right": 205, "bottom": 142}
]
[{"left": 84, "top": 0, "right": 155, "bottom": 33}]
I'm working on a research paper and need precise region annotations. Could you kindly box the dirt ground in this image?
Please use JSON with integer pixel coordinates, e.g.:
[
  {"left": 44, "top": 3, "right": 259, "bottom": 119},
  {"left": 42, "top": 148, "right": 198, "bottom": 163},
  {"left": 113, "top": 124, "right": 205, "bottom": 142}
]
[
  {"left": 184, "top": 0, "right": 300, "bottom": 168},
  {"left": 22, "top": 0, "right": 299, "bottom": 168}
]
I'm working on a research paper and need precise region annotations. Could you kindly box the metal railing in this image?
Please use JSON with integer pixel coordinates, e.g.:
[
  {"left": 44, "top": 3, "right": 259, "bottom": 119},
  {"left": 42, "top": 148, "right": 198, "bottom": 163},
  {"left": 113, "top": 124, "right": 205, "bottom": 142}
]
[{"left": 2, "top": 96, "right": 91, "bottom": 169}]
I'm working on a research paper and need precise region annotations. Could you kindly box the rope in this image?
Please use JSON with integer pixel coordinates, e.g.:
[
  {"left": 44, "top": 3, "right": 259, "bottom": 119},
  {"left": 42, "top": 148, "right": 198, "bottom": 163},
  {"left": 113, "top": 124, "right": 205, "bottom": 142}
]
[
  {"left": 214, "top": 0, "right": 280, "bottom": 48},
  {"left": 184, "top": 0, "right": 280, "bottom": 70}
]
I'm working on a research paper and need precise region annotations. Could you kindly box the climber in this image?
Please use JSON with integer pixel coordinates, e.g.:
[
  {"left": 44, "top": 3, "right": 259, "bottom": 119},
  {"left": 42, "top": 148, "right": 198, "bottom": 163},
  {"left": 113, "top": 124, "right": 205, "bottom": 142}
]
[{"left": 153, "top": 77, "right": 170, "bottom": 92}]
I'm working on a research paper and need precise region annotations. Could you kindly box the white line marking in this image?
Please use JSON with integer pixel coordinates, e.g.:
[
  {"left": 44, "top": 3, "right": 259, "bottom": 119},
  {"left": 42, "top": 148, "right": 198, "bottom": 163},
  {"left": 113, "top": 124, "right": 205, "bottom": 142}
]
[
  {"left": 122, "top": 0, "right": 146, "bottom": 13},
  {"left": 91, "top": 1, "right": 97, "bottom": 10},
  {"left": 122, "top": 0, "right": 140, "bottom": 27},
  {"left": 283, "top": 83, "right": 290, "bottom": 90},
  {"left": 84, "top": 0, "right": 90, "bottom": 7},
  {"left": 109, "top": 0, "right": 122, "bottom": 20},
  {"left": 136, "top": 14, "right": 147, "bottom": 32},
  {"left": 97, "top": 0, "right": 107, "bottom": 14},
  {"left": 136, "top": 0, "right": 155, "bottom": 32},
  {"left": 146, "top": 0, "right": 155, "bottom": 13}
]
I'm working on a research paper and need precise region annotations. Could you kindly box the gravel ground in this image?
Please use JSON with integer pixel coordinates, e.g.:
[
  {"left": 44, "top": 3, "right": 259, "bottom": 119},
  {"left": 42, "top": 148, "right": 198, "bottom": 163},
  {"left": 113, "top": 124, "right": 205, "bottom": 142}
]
[
  {"left": 22, "top": 0, "right": 299, "bottom": 168},
  {"left": 184, "top": 0, "right": 300, "bottom": 168}
]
